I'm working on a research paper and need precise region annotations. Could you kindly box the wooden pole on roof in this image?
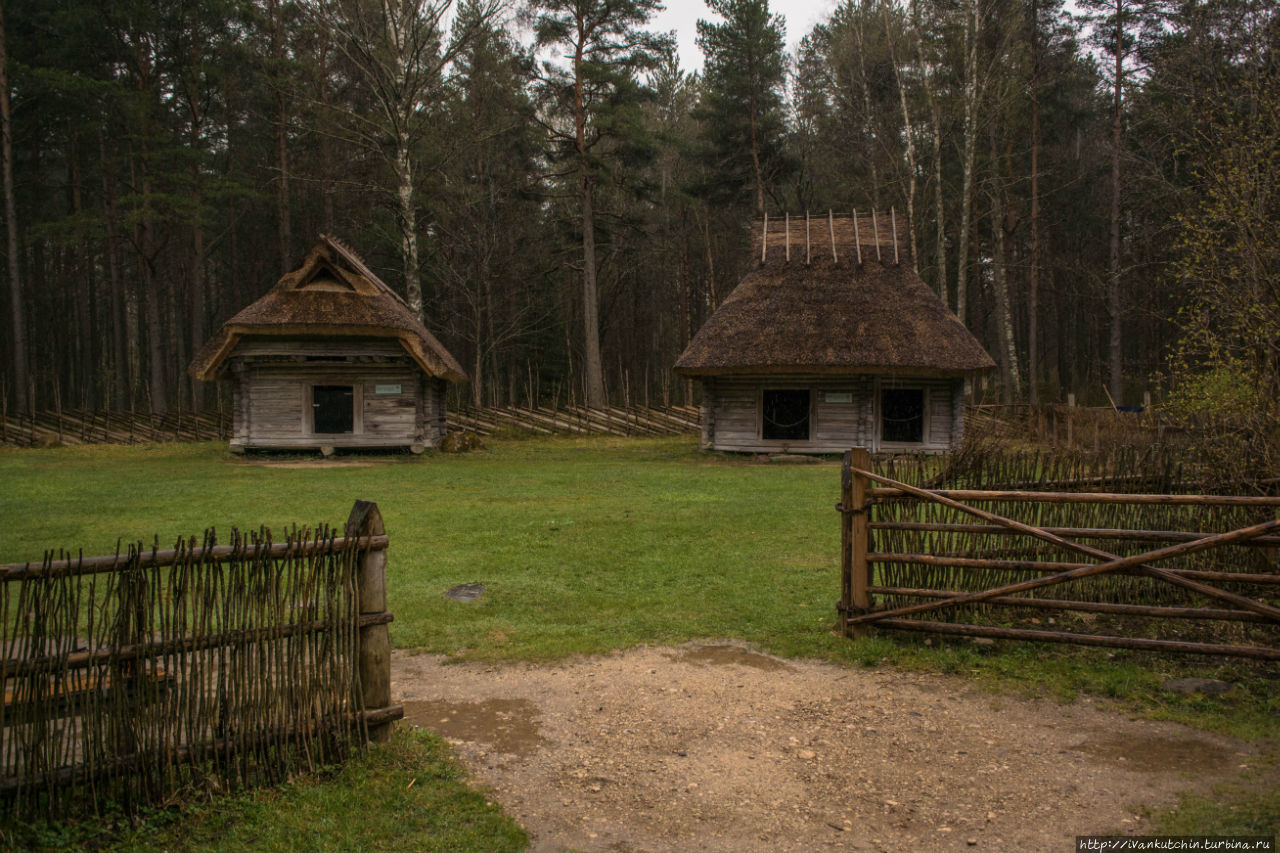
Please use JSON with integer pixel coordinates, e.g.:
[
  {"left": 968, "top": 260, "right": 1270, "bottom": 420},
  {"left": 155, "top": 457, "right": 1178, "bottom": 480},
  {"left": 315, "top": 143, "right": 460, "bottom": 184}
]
[
  {"left": 853, "top": 209, "right": 862, "bottom": 264},
  {"left": 891, "top": 206, "right": 899, "bottom": 264},
  {"left": 828, "top": 210, "right": 838, "bottom": 262},
  {"left": 805, "top": 211, "right": 812, "bottom": 264},
  {"left": 761, "top": 212, "right": 767, "bottom": 263},
  {"left": 785, "top": 212, "right": 790, "bottom": 262},
  {"left": 872, "top": 209, "right": 881, "bottom": 261}
]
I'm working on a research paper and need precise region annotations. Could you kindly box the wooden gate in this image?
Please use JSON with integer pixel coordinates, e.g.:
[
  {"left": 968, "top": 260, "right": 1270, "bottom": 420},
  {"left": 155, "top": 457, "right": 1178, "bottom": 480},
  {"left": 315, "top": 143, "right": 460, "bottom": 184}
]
[{"left": 838, "top": 448, "right": 1280, "bottom": 659}]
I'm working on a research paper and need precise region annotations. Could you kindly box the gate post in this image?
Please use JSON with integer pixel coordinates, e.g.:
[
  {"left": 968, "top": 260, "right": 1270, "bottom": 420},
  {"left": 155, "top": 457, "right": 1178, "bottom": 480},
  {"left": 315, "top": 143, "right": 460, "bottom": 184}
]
[
  {"left": 347, "top": 500, "right": 393, "bottom": 743},
  {"left": 841, "top": 448, "right": 873, "bottom": 637}
]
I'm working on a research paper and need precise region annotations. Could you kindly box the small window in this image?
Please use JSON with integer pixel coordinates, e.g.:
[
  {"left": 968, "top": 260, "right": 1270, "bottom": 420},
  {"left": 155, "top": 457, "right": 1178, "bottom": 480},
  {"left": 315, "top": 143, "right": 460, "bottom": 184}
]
[
  {"left": 762, "top": 389, "right": 811, "bottom": 441},
  {"left": 881, "top": 388, "right": 924, "bottom": 443},
  {"left": 313, "top": 385, "right": 355, "bottom": 434}
]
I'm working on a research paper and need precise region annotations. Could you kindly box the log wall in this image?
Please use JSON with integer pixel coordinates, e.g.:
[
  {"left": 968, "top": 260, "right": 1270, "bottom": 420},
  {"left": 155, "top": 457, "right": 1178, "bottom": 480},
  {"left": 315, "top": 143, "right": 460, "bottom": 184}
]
[
  {"left": 700, "top": 374, "right": 964, "bottom": 454},
  {"left": 225, "top": 338, "right": 446, "bottom": 452}
]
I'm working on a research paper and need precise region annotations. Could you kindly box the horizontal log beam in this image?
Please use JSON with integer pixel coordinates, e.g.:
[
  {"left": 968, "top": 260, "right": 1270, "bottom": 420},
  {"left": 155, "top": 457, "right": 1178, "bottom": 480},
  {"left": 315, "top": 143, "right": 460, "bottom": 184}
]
[
  {"left": 865, "top": 486, "right": 1280, "bottom": 507},
  {"left": 870, "top": 521, "right": 1280, "bottom": 548},
  {"left": 868, "top": 552, "right": 1280, "bottom": 585},
  {"left": 864, "top": 618, "right": 1280, "bottom": 660},
  {"left": 2, "top": 611, "right": 393, "bottom": 679},
  {"left": 2, "top": 534, "right": 390, "bottom": 580},
  {"left": 868, "top": 586, "right": 1271, "bottom": 623}
]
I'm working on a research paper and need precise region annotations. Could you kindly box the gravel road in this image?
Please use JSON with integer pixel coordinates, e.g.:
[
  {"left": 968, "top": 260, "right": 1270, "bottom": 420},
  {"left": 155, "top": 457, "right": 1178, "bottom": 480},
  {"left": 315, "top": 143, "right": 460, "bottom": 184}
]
[{"left": 392, "top": 641, "right": 1255, "bottom": 853}]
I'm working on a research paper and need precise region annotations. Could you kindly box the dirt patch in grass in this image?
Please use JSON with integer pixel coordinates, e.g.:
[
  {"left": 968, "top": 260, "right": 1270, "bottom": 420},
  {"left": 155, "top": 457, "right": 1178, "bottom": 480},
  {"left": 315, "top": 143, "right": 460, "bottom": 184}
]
[{"left": 392, "top": 641, "right": 1255, "bottom": 853}]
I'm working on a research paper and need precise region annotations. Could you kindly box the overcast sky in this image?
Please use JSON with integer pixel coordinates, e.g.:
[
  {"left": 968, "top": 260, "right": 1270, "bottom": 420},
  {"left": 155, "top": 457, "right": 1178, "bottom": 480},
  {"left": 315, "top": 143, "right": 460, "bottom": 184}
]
[{"left": 651, "top": 0, "right": 839, "bottom": 73}]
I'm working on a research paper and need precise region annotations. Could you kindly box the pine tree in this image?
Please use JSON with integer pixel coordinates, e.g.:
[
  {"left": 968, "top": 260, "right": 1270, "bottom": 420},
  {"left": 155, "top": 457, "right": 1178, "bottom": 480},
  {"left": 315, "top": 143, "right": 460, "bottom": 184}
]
[
  {"left": 531, "top": 0, "right": 671, "bottom": 408},
  {"left": 1078, "top": 0, "right": 1169, "bottom": 404},
  {"left": 695, "top": 0, "right": 788, "bottom": 217}
]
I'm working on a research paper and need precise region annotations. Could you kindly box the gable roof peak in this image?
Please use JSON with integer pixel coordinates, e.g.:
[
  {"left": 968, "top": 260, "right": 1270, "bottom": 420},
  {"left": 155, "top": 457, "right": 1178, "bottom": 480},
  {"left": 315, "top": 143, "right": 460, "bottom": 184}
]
[{"left": 189, "top": 235, "right": 466, "bottom": 384}]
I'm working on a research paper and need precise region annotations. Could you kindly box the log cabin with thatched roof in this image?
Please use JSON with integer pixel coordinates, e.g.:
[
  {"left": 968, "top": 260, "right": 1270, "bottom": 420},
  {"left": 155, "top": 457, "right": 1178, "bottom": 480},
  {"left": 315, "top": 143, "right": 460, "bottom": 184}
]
[
  {"left": 674, "top": 211, "right": 994, "bottom": 454},
  {"left": 190, "top": 236, "right": 466, "bottom": 454}
]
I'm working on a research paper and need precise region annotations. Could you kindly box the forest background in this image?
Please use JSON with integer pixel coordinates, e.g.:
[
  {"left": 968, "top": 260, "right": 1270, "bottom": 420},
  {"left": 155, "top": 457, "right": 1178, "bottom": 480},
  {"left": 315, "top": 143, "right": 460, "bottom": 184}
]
[{"left": 0, "top": 0, "right": 1276, "bottom": 419}]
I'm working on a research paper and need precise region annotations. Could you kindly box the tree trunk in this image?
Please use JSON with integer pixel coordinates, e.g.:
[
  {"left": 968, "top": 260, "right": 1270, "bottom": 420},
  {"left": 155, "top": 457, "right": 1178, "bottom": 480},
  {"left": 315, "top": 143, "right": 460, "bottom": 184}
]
[
  {"left": 956, "top": 0, "right": 982, "bottom": 325},
  {"left": 931, "top": 94, "right": 948, "bottom": 305},
  {"left": 189, "top": 209, "right": 206, "bottom": 411},
  {"left": 271, "top": 0, "right": 291, "bottom": 273},
  {"left": 188, "top": 83, "right": 207, "bottom": 411},
  {"left": 885, "top": 4, "right": 918, "bottom": 267},
  {"left": 910, "top": 0, "right": 947, "bottom": 302},
  {"left": 71, "top": 145, "right": 94, "bottom": 408},
  {"left": 748, "top": 91, "right": 765, "bottom": 217},
  {"left": 1028, "top": 0, "right": 1041, "bottom": 404},
  {"left": 1108, "top": 0, "right": 1124, "bottom": 405},
  {"left": 580, "top": 173, "right": 605, "bottom": 408},
  {"left": 133, "top": 146, "right": 167, "bottom": 414},
  {"left": 316, "top": 31, "right": 336, "bottom": 233},
  {"left": 397, "top": 131, "right": 424, "bottom": 321},
  {"left": 0, "top": 4, "right": 27, "bottom": 413},
  {"left": 989, "top": 124, "right": 1020, "bottom": 400},
  {"left": 573, "top": 37, "right": 605, "bottom": 409},
  {"left": 854, "top": 16, "right": 880, "bottom": 205},
  {"left": 100, "top": 128, "right": 127, "bottom": 408}
]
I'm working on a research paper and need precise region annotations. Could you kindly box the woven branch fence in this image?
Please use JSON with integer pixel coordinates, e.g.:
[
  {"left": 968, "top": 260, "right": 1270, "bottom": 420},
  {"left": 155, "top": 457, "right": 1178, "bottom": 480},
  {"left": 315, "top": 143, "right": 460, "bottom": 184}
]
[
  {"left": 839, "top": 446, "right": 1280, "bottom": 658},
  {"left": 0, "top": 501, "right": 400, "bottom": 819}
]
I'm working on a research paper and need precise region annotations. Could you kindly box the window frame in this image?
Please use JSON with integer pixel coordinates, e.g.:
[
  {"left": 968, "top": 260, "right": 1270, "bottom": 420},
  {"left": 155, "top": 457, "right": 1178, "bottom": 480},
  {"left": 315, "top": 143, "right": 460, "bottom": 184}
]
[
  {"left": 877, "top": 384, "right": 928, "bottom": 447},
  {"left": 758, "top": 387, "right": 814, "bottom": 443},
  {"left": 308, "top": 382, "right": 363, "bottom": 436}
]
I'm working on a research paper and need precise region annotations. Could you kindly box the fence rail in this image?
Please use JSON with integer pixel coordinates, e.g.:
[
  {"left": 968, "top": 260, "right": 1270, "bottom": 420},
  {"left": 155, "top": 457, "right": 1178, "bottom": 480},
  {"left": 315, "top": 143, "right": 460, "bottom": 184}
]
[
  {"left": 449, "top": 404, "right": 700, "bottom": 437},
  {"left": 0, "top": 500, "right": 400, "bottom": 818},
  {"left": 0, "top": 407, "right": 231, "bottom": 446},
  {"left": 0, "top": 404, "right": 700, "bottom": 447},
  {"left": 838, "top": 448, "right": 1280, "bottom": 660}
]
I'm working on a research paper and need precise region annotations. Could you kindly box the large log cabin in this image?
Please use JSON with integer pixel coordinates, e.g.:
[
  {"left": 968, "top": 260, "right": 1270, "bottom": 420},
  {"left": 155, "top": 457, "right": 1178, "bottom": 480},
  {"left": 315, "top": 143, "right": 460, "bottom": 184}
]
[
  {"left": 675, "top": 212, "right": 994, "bottom": 455},
  {"left": 190, "top": 236, "right": 466, "bottom": 454}
]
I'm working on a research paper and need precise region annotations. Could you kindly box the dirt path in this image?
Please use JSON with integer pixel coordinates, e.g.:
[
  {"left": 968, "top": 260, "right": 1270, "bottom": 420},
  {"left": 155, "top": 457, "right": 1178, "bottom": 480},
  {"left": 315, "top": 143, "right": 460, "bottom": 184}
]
[{"left": 392, "top": 642, "right": 1254, "bottom": 852}]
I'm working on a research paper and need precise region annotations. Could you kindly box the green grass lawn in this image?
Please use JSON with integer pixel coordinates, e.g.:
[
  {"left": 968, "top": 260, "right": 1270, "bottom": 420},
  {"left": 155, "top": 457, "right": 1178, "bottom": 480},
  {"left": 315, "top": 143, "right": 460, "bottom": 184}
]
[
  {"left": 2, "top": 434, "right": 1277, "bottom": 846},
  {"left": 0, "top": 435, "right": 845, "bottom": 662}
]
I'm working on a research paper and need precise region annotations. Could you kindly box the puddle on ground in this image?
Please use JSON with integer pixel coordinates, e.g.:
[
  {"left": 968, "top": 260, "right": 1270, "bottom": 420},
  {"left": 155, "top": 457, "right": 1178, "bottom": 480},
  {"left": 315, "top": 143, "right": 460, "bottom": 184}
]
[
  {"left": 445, "top": 583, "right": 485, "bottom": 602},
  {"left": 1070, "top": 731, "right": 1238, "bottom": 773},
  {"left": 673, "top": 644, "right": 792, "bottom": 672},
  {"left": 403, "top": 698, "right": 543, "bottom": 756}
]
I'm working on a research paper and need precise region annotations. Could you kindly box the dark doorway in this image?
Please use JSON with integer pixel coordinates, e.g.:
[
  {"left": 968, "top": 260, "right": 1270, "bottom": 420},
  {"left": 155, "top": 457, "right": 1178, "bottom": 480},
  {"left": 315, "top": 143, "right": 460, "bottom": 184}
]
[
  {"left": 881, "top": 388, "right": 924, "bottom": 443},
  {"left": 762, "top": 389, "right": 811, "bottom": 440},
  {"left": 313, "top": 385, "right": 355, "bottom": 434}
]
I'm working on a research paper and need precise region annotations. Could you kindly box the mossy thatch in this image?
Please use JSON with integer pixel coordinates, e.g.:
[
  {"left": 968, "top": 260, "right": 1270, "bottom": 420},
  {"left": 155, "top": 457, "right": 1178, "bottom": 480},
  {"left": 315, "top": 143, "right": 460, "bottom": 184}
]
[
  {"left": 190, "top": 236, "right": 466, "bottom": 383},
  {"left": 675, "top": 212, "right": 994, "bottom": 377}
]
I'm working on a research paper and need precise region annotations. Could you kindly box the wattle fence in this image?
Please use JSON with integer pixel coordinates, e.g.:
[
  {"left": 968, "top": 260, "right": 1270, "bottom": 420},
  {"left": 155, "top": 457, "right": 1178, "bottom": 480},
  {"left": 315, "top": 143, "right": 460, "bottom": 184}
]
[{"left": 0, "top": 501, "right": 400, "bottom": 818}]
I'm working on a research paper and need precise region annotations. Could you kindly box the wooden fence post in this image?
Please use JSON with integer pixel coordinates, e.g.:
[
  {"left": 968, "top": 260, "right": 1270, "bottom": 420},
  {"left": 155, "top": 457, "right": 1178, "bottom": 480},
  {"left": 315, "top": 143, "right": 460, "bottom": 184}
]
[
  {"left": 346, "top": 500, "right": 393, "bottom": 744},
  {"left": 841, "top": 448, "right": 873, "bottom": 637}
]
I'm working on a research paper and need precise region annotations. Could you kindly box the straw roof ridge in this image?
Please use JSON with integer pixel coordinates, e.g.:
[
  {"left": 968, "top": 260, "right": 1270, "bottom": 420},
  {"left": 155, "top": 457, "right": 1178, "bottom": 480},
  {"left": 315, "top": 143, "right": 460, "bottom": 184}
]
[
  {"left": 754, "top": 210, "right": 911, "bottom": 268},
  {"left": 190, "top": 235, "right": 466, "bottom": 383},
  {"left": 675, "top": 217, "right": 994, "bottom": 376}
]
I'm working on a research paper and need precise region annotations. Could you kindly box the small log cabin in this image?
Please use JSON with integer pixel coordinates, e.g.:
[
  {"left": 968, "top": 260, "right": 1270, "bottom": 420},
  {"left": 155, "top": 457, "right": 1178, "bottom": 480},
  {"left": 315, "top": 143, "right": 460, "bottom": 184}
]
[
  {"left": 674, "top": 212, "right": 994, "bottom": 455},
  {"left": 190, "top": 236, "right": 466, "bottom": 454}
]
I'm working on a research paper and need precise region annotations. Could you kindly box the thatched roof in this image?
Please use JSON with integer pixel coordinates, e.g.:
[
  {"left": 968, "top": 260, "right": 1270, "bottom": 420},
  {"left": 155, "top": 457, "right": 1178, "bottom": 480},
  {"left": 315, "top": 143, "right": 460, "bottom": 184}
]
[
  {"left": 674, "top": 212, "right": 994, "bottom": 377},
  {"left": 190, "top": 236, "right": 466, "bottom": 383}
]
